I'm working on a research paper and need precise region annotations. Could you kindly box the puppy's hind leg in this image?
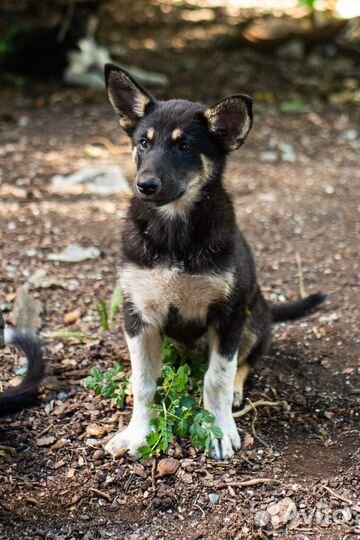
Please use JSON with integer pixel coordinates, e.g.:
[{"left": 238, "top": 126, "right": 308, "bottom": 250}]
[
  {"left": 105, "top": 306, "right": 162, "bottom": 457},
  {"left": 233, "top": 328, "right": 257, "bottom": 408},
  {"left": 233, "top": 324, "right": 272, "bottom": 408}
]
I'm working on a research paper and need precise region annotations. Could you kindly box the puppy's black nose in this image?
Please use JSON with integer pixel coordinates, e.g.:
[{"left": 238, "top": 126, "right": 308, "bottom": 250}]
[{"left": 136, "top": 177, "right": 161, "bottom": 196}]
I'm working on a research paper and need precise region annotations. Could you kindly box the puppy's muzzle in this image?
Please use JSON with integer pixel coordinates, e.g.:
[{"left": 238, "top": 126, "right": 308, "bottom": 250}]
[{"left": 136, "top": 176, "right": 161, "bottom": 197}]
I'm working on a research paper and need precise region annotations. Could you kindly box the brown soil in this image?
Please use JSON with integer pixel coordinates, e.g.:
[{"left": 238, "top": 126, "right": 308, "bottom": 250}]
[{"left": 1, "top": 4, "right": 360, "bottom": 539}]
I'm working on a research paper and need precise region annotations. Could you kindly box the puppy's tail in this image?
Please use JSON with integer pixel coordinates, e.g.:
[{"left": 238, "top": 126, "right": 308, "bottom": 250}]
[
  {"left": 0, "top": 327, "right": 44, "bottom": 417},
  {"left": 270, "top": 292, "right": 327, "bottom": 323}
]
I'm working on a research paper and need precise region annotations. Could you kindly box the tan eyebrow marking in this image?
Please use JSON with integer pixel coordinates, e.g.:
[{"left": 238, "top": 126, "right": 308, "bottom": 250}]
[
  {"left": 146, "top": 127, "right": 155, "bottom": 141},
  {"left": 172, "top": 128, "right": 183, "bottom": 141}
]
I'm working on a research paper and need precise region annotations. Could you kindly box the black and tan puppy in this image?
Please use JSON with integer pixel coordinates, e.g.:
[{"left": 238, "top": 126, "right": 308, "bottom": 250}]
[{"left": 104, "top": 64, "right": 325, "bottom": 460}]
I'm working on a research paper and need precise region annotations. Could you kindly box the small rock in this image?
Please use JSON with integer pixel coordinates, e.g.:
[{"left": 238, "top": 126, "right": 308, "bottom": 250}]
[
  {"left": 268, "top": 502, "right": 280, "bottom": 516},
  {"left": 47, "top": 244, "right": 100, "bottom": 263},
  {"left": 278, "top": 141, "right": 296, "bottom": 162},
  {"left": 208, "top": 493, "right": 220, "bottom": 505},
  {"left": 254, "top": 510, "right": 270, "bottom": 527},
  {"left": 93, "top": 449, "right": 105, "bottom": 461},
  {"left": 277, "top": 39, "right": 304, "bottom": 60},
  {"left": 260, "top": 150, "right": 278, "bottom": 162},
  {"left": 51, "top": 165, "right": 130, "bottom": 196},
  {"left": 157, "top": 458, "right": 180, "bottom": 477},
  {"left": 85, "top": 424, "right": 108, "bottom": 439},
  {"left": 267, "top": 497, "right": 297, "bottom": 527}
]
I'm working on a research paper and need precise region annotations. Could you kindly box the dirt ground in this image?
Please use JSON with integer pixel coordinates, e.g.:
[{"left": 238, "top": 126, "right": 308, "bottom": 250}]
[{"left": 1, "top": 4, "right": 360, "bottom": 539}]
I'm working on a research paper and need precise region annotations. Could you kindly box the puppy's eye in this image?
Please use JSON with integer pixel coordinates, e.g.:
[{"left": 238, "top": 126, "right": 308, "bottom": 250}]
[
  {"left": 139, "top": 138, "right": 149, "bottom": 149},
  {"left": 178, "top": 141, "right": 190, "bottom": 152}
]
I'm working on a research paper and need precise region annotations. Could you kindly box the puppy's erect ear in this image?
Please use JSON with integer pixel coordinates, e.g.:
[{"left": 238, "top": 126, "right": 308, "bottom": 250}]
[
  {"left": 104, "top": 63, "right": 155, "bottom": 134},
  {"left": 204, "top": 95, "right": 253, "bottom": 151}
]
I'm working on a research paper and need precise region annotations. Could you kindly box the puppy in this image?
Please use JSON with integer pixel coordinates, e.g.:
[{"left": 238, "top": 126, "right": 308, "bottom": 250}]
[
  {"left": 0, "top": 311, "right": 44, "bottom": 417},
  {"left": 103, "top": 64, "right": 325, "bottom": 460}
]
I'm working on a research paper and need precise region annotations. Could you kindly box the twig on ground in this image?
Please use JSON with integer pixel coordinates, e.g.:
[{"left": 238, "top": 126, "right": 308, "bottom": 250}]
[
  {"left": 89, "top": 487, "right": 111, "bottom": 502},
  {"left": 216, "top": 478, "right": 281, "bottom": 489},
  {"left": 232, "top": 399, "right": 286, "bottom": 418},
  {"left": 247, "top": 398, "right": 270, "bottom": 448},
  {"left": 151, "top": 459, "right": 156, "bottom": 490},
  {"left": 324, "top": 485, "right": 360, "bottom": 512}
]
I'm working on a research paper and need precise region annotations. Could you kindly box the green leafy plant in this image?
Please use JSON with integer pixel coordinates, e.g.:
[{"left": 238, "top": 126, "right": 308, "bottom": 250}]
[
  {"left": 298, "top": 0, "right": 317, "bottom": 9},
  {"left": 84, "top": 363, "right": 128, "bottom": 408},
  {"left": 97, "top": 283, "right": 122, "bottom": 331},
  {"left": 138, "top": 363, "right": 223, "bottom": 460},
  {"left": 84, "top": 340, "right": 223, "bottom": 459}
]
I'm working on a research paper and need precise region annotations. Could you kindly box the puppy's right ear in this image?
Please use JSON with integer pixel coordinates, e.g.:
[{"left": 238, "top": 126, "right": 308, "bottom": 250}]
[{"left": 104, "top": 63, "right": 155, "bottom": 134}]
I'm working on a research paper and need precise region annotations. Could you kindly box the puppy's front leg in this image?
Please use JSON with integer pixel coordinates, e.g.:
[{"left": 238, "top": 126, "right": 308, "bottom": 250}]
[
  {"left": 204, "top": 328, "right": 241, "bottom": 460},
  {"left": 105, "top": 322, "right": 162, "bottom": 457}
]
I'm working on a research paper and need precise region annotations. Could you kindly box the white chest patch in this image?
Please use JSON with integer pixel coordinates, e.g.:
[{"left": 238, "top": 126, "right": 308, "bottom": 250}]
[{"left": 120, "top": 263, "right": 234, "bottom": 327}]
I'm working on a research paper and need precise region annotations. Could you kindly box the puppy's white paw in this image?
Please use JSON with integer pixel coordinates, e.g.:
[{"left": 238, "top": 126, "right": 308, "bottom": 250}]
[
  {"left": 104, "top": 424, "right": 150, "bottom": 458},
  {"left": 210, "top": 417, "right": 241, "bottom": 460}
]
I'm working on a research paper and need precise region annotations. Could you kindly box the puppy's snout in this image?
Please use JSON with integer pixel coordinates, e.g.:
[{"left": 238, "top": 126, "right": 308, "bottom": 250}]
[{"left": 136, "top": 177, "right": 161, "bottom": 196}]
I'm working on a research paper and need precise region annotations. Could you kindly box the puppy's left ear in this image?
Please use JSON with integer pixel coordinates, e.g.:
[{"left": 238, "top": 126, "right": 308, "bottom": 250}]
[
  {"left": 204, "top": 95, "right": 253, "bottom": 151},
  {"left": 104, "top": 63, "right": 155, "bottom": 134}
]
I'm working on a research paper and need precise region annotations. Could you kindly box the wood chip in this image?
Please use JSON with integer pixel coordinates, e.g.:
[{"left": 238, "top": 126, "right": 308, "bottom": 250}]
[
  {"left": 36, "top": 436, "right": 56, "bottom": 447},
  {"left": 66, "top": 468, "right": 76, "bottom": 479},
  {"left": 64, "top": 308, "right": 81, "bottom": 325}
]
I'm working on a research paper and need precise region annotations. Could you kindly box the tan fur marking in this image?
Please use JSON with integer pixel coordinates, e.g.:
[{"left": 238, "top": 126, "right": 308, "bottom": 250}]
[
  {"left": 233, "top": 362, "right": 250, "bottom": 403},
  {"left": 133, "top": 93, "right": 150, "bottom": 118},
  {"left": 233, "top": 328, "right": 257, "bottom": 406},
  {"left": 157, "top": 155, "right": 214, "bottom": 220},
  {"left": 172, "top": 128, "right": 183, "bottom": 141},
  {"left": 132, "top": 147, "right": 138, "bottom": 163},
  {"left": 147, "top": 127, "right": 155, "bottom": 141},
  {"left": 120, "top": 264, "right": 235, "bottom": 327},
  {"left": 200, "top": 154, "right": 214, "bottom": 181},
  {"left": 119, "top": 117, "right": 134, "bottom": 130},
  {"left": 237, "top": 327, "right": 258, "bottom": 365}
]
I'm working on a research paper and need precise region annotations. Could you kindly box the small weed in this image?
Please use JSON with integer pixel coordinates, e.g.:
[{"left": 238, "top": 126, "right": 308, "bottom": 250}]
[
  {"left": 44, "top": 331, "right": 97, "bottom": 341},
  {"left": 97, "top": 284, "right": 122, "bottom": 332},
  {"left": 84, "top": 363, "right": 128, "bottom": 408},
  {"left": 138, "top": 362, "right": 222, "bottom": 460}
]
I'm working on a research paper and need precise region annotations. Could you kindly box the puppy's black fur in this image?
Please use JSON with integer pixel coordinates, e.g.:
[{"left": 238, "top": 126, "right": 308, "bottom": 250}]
[{"left": 104, "top": 64, "right": 326, "bottom": 460}]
